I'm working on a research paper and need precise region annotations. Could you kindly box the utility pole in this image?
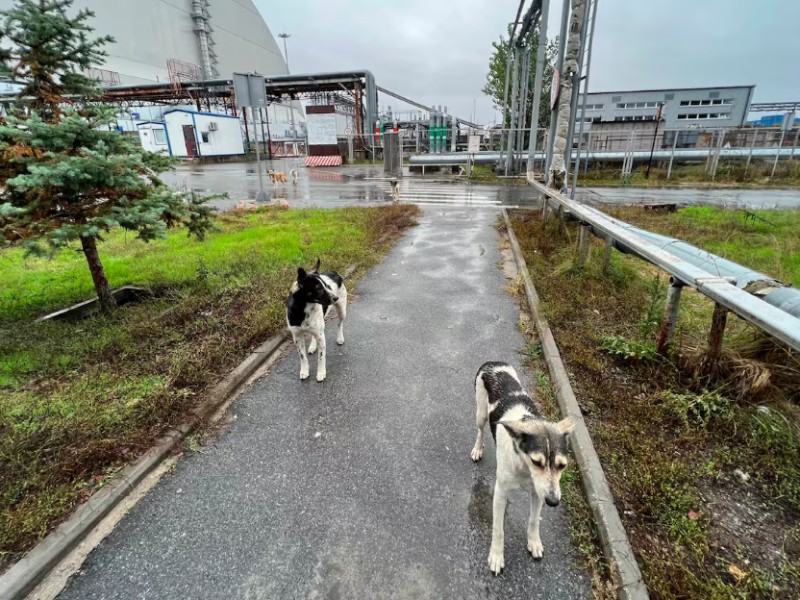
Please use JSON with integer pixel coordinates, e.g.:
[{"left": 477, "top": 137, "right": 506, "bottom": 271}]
[
  {"left": 547, "top": 0, "right": 588, "bottom": 192},
  {"left": 278, "top": 32, "right": 297, "bottom": 145},
  {"left": 645, "top": 102, "right": 665, "bottom": 178}
]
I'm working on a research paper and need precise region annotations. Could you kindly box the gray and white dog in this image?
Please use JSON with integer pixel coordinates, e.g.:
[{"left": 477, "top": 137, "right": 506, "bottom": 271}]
[
  {"left": 471, "top": 361, "right": 575, "bottom": 575},
  {"left": 286, "top": 259, "right": 347, "bottom": 382}
]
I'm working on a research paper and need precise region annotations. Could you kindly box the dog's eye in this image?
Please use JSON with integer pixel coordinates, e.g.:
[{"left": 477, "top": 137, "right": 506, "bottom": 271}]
[
  {"left": 531, "top": 458, "right": 545, "bottom": 469},
  {"left": 555, "top": 462, "right": 567, "bottom": 471}
]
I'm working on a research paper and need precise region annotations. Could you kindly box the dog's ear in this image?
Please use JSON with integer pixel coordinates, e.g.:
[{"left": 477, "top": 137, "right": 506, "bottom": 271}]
[
  {"left": 297, "top": 267, "right": 307, "bottom": 282},
  {"left": 312, "top": 258, "right": 320, "bottom": 273},
  {"left": 557, "top": 416, "right": 577, "bottom": 435},
  {"left": 500, "top": 420, "right": 528, "bottom": 439}
]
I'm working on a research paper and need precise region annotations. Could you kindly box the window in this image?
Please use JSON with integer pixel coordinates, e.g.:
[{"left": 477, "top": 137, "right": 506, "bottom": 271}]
[
  {"left": 584, "top": 103, "right": 604, "bottom": 110},
  {"left": 676, "top": 113, "right": 731, "bottom": 120},
  {"left": 680, "top": 98, "right": 733, "bottom": 107},
  {"left": 617, "top": 101, "right": 660, "bottom": 109},
  {"left": 201, "top": 132, "right": 210, "bottom": 143},
  {"left": 153, "top": 129, "right": 167, "bottom": 145}
]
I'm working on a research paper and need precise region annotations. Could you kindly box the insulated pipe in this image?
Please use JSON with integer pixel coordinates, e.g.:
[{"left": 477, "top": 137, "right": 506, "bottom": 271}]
[
  {"left": 409, "top": 147, "right": 800, "bottom": 165},
  {"left": 577, "top": 204, "right": 800, "bottom": 319}
]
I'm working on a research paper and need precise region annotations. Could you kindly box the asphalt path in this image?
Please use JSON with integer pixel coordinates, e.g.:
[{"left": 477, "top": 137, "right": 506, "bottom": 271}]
[{"left": 59, "top": 206, "right": 589, "bottom": 599}]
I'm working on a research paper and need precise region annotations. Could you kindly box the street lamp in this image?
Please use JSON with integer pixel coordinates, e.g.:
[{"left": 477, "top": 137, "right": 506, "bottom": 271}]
[
  {"left": 277, "top": 32, "right": 291, "bottom": 72},
  {"left": 277, "top": 32, "right": 297, "bottom": 143}
]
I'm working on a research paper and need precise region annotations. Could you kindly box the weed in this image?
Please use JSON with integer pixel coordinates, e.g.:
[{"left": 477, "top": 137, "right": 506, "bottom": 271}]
[
  {"left": 638, "top": 275, "right": 666, "bottom": 339},
  {"left": 599, "top": 335, "right": 658, "bottom": 361},
  {"left": 524, "top": 340, "right": 543, "bottom": 359},
  {"left": 661, "top": 389, "right": 734, "bottom": 428}
]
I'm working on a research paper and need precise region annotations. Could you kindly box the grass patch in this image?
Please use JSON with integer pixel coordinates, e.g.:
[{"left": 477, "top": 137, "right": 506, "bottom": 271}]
[
  {"left": 0, "top": 204, "right": 419, "bottom": 568},
  {"left": 468, "top": 164, "right": 527, "bottom": 185},
  {"left": 509, "top": 205, "right": 800, "bottom": 599},
  {"left": 578, "top": 159, "right": 800, "bottom": 189}
]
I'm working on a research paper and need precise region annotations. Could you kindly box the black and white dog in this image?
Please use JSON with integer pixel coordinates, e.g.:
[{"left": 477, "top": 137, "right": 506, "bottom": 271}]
[
  {"left": 471, "top": 361, "right": 575, "bottom": 575},
  {"left": 286, "top": 259, "right": 347, "bottom": 382}
]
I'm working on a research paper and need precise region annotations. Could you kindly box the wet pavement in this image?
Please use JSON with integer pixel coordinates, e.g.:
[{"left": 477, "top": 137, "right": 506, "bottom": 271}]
[
  {"left": 160, "top": 160, "right": 800, "bottom": 211},
  {"left": 58, "top": 207, "right": 590, "bottom": 599}
]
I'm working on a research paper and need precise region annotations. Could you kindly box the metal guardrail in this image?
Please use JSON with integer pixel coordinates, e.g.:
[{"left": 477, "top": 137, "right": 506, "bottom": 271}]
[{"left": 528, "top": 176, "right": 800, "bottom": 352}]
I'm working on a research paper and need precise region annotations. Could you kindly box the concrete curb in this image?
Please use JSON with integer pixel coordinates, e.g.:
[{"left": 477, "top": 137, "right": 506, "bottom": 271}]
[
  {"left": 501, "top": 209, "right": 649, "bottom": 600},
  {"left": 0, "top": 264, "right": 359, "bottom": 600}
]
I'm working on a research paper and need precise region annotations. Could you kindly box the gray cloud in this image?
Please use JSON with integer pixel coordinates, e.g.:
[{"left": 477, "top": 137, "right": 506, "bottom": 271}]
[{"left": 256, "top": 0, "right": 798, "bottom": 124}]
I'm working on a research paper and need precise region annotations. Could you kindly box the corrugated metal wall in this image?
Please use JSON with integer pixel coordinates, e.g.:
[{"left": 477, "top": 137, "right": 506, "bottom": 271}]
[{"left": 0, "top": 0, "right": 288, "bottom": 84}]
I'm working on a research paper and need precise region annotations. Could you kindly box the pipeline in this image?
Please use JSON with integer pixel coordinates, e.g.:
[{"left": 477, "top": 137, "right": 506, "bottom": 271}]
[
  {"left": 550, "top": 201, "right": 800, "bottom": 319},
  {"left": 410, "top": 147, "right": 799, "bottom": 165}
]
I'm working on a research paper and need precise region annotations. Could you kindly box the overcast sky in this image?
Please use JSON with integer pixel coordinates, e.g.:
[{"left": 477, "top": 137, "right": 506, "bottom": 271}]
[{"left": 256, "top": 0, "right": 798, "bottom": 125}]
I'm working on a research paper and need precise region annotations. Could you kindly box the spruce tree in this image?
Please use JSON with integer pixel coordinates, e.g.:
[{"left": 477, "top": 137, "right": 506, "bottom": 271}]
[{"left": 0, "top": 0, "right": 214, "bottom": 312}]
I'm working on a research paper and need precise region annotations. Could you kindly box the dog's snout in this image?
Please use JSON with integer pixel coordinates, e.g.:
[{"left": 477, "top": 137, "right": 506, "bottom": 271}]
[
  {"left": 545, "top": 494, "right": 560, "bottom": 507},
  {"left": 330, "top": 295, "right": 339, "bottom": 304}
]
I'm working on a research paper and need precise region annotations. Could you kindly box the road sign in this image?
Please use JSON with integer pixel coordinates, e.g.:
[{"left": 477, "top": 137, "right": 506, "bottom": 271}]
[
  {"left": 550, "top": 71, "right": 561, "bottom": 110},
  {"left": 468, "top": 135, "right": 481, "bottom": 153},
  {"left": 233, "top": 73, "right": 266, "bottom": 108}
]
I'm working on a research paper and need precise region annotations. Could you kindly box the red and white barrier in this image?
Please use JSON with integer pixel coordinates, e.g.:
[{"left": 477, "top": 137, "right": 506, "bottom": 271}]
[{"left": 305, "top": 155, "right": 343, "bottom": 167}]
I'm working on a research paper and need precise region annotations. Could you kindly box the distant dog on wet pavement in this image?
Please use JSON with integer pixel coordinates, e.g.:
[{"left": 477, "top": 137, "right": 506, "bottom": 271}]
[
  {"left": 470, "top": 361, "right": 575, "bottom": 574},
  {"left": 286, "top": 259, "right": 347, "bottom": 382},
  {"left": 268, "top": 169, "right": 287, "bottom": 185},
  {"left": 290, "top": 169, "right": 299, "bottom": 184}
]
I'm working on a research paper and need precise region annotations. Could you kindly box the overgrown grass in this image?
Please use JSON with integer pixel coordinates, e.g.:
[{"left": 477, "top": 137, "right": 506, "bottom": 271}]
[
  {"left": 468, "top": 164, "right": 526, "bottom": 185},
  {"left": 578, "top": 159, "right": 800, "bottom": 189},
  {"left": 0, "top": 204, "right": 419, "bottom": 568},
  {"left": 605, "top": 205, "right": 800, "bottom": 288},
  {"left": 508, "top": 206, "right": 800, "bottom": 599}
]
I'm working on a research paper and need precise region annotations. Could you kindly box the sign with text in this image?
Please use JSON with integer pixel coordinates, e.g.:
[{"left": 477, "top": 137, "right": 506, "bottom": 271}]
[
  {"left": 306, "top": 113, "right": 338, "bottom": 146},
  {"left": 468, "top": 135, "right": 481, "bottom": 153}
]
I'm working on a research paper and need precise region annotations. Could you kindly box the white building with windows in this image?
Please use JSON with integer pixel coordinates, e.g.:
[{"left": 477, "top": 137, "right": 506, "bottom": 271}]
[
  {"left": 581, "top": 85, "right": 755, "bottom": 128},
  {"left": 137, "top": 121, "right": 170, "bottom": 154},
  {"left": 160, "top": 109, "right": 244, "bottom": 158}
]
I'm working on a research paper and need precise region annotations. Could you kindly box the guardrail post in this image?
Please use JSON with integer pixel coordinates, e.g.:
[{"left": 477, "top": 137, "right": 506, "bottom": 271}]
[
  {"left": 602, "top": 237, "right": 613, "bottom": 274},
  {"left": 577, "top": 224, "right": 590, "bottom": 267},
  {"left": 541, "top": 195, "right": 550, "bottom": 221},
  {"left": 706, "top": 302, "right": 728, "bottom": 364},
  {"left": 656, "top": 279, "right": 684, "bottom": 355}
]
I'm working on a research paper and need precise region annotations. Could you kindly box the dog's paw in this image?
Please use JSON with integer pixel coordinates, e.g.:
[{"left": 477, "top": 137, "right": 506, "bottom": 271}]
[
  {"left": 470, "top": 445, "right": 484, "bottom": 462},
  {"left": 487, "top": 549, "right": 505, "bottom": 575},
  {"left": 527, "top": 535, "right": 544, "bottom": 559},
  {"left": 336, "top": 336, "right": 344, "bottom": 345},
  {"left": 300, "top": 369, "right": 310, "bottom": 380},
  {"left": 316, "top": 371, "right": 326, "bottom": 382},
  {"left": 307, "top": 345, "right": 316, "bottom": 355}
]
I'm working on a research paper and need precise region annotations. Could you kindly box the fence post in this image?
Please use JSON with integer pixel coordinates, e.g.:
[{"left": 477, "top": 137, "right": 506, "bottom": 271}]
[
  {"left": 770, "top": 129, "right": 787, "bottom": 180},
  {"left": 577, "top": 225, "right": 590, "bottom": 267},
  {"left": 711, "top": 130, "right": 725, "bottom": 179},
  {"left": 667, "top": 129, "right": 679, "bottom": 179},
  {"left": 706, "top": 302, "right": 728, "bottom": 365},
  {"left": 744, "top": 128, "right": 757, "bottom": 177},
  {"left": 656, "top": 280, "right": 683, "bottom": 355},
  {"left": 602, "top": 237, "right": 613, "bottom": 274}
]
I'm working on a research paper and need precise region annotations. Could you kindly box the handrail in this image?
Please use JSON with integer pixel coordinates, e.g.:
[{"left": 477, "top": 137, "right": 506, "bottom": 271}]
[{"left": 528, "top": 176, "right": 800, "bottom": 352}]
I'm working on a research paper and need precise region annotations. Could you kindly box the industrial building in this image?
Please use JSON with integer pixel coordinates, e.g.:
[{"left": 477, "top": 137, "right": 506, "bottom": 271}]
[
  {"left": 582, "top": 85, "right": 755, "bottom": 128},
  {"left": 0, "top": 0, "right": 303, "bottom": 144}
]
